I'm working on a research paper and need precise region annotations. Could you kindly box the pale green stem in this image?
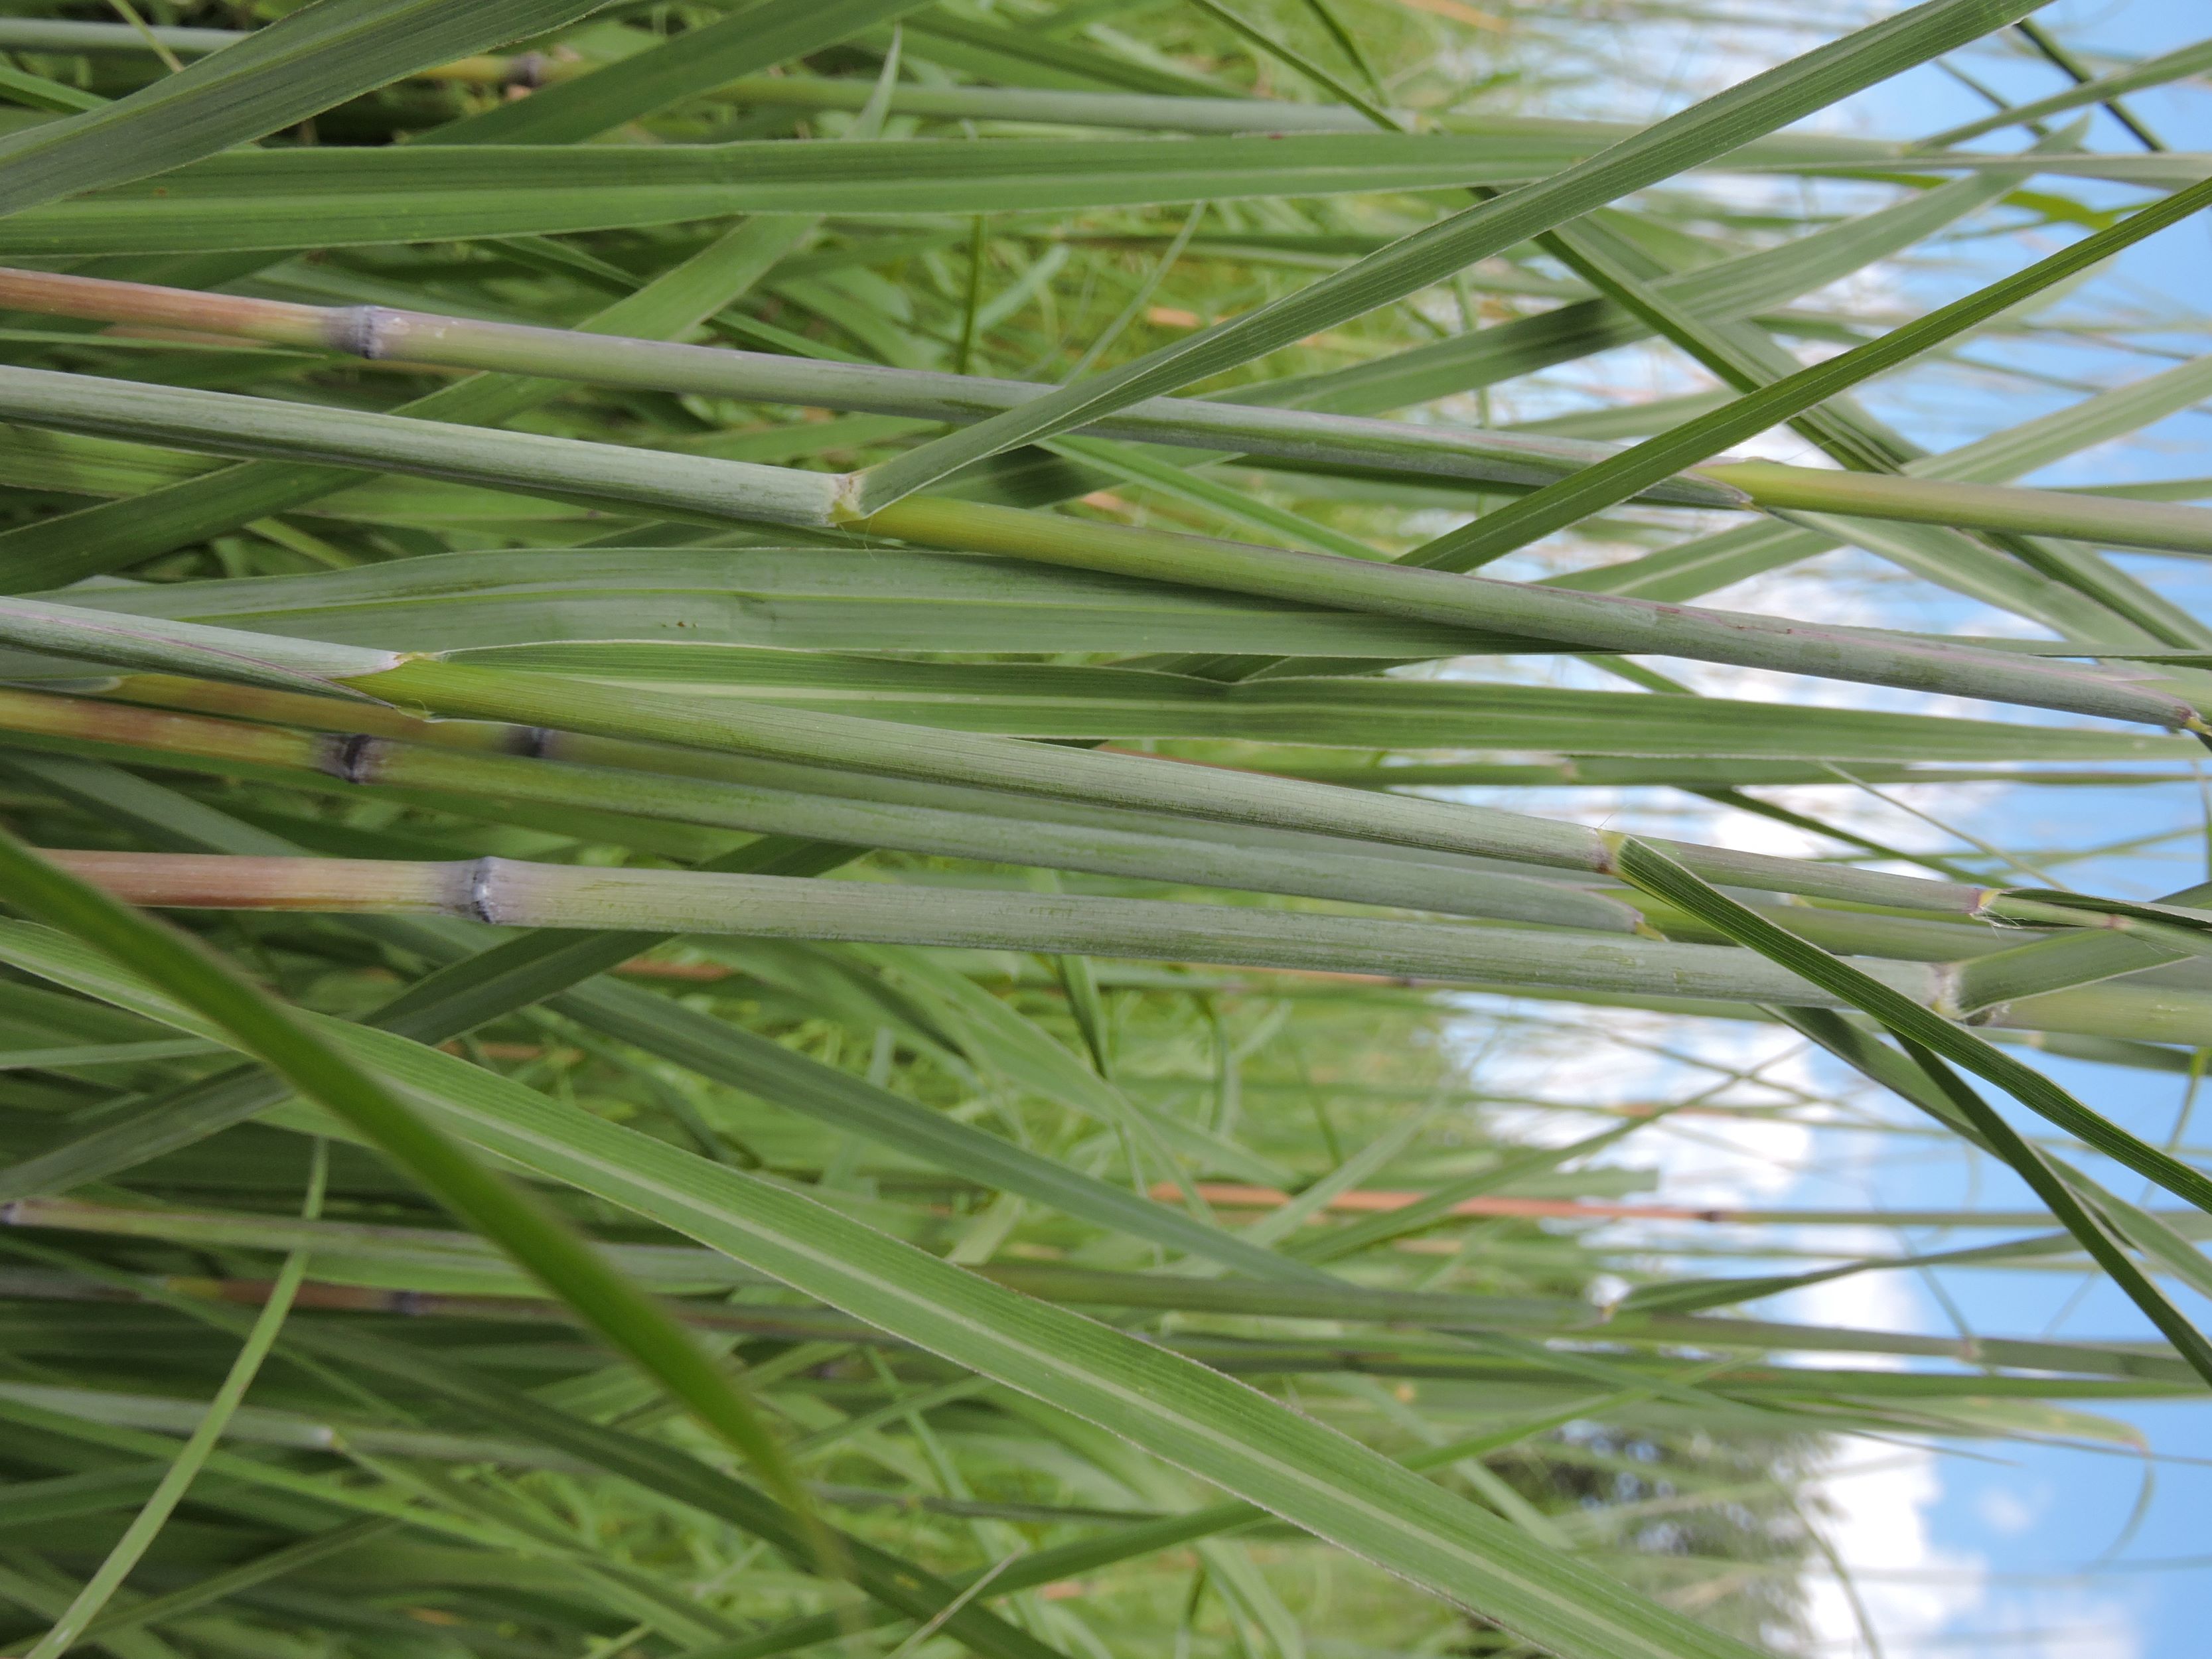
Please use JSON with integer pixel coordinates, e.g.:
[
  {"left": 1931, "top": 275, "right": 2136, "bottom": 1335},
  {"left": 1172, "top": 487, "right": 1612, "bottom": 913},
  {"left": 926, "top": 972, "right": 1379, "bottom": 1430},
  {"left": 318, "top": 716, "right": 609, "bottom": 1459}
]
[
  {"left": 87, "top": 680, "right": 2209, "bottom": 794},
  {"left": 24, "top": 265, "right": 2212, "bottom": 550},
  {"left": 23, "top": 678, "right": 2085, "bottom": 932},
  {"left": 0, "top": 682, "right": 1649, "bottom": 934},
  {"left": 845, "top": 500, "right": 2207, "bottom": 731},
  {"left": 0, "top": 608, "right": 2168, "bottom": 912},
  {"left": 0, "top": 364, "right": 842, "bottom": 528},
  {"left": 0, "top": 18, "right": 237, "bottom": 56},
  {"left": 719, "top": 76, "right": 1376, "bottom": 131},
  {"left": 25, "top": 677, "right": 2205, "bottom": 977},
  {"left": 0, "top": 267, "right": 1735, "bottom": 506},
  {"left": 1704, "top": 460, "right": 2212, "bottom": 556},
  {"left": 42, "top": 850, "right": 2212, "bottom": 1045}
]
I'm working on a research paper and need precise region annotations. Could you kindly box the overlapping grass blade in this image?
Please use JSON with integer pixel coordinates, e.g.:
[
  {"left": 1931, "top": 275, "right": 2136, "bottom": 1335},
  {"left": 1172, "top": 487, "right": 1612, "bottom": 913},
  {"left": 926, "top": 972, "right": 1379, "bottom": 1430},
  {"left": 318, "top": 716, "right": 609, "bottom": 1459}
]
[
  {"left": 0, "top": 5, "right": 2204, "bottom": 1649},
  {"left": 846, "top": 0, "right": 2048, "bottom": 509},
  {"left": 0, "top": 916, "right": 1784, "bottom": 1659},
  {"left": 1923, "top": 35, "right": 2212, "bottom": 147},
  {"left": 1611, "top": 838, "right": 2212, "bottom": 1218},
  {"left": 0, "top": 830, "right": 813, "bottom": 1520},
  {"left": 0, "top": 0, "right": 608, "bottom": 219},
  {"left": 16, "top": 1143, "right": 329, "bottom": 1659},
  {"left": 0, "top": 214, "right": 820, "bottom": 589},
  {"left": 1410, "top": 172, "right": 2212, "bottom": 570},
  {"left": 429, "top": 0, "right": 941, "bottom": 145}
]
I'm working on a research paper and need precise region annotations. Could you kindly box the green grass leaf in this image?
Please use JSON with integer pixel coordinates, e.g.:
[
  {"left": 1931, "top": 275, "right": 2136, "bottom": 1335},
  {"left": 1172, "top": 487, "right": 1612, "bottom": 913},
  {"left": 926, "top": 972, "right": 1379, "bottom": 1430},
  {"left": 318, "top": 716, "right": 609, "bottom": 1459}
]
[
  {"left": 0, "top": 830, "right": 813, "bottom": 1525},
  {"left": 0, "top": 914, "right": 1779, "bottom": 1659},
  {"left": 0, "top": 0, "right": 608, "bottom": 220}
]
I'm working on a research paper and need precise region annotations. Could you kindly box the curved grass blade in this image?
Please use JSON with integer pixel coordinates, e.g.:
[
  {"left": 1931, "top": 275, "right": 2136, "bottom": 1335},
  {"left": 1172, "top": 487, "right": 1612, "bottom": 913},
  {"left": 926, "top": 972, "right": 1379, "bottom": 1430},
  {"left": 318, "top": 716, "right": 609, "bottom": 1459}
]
[
  {"left": 0, "top": 828, "right": 815, "bottom": 1532},
  {"left": 0, "top": 917, "right": 1779, "bottom": 1659}
]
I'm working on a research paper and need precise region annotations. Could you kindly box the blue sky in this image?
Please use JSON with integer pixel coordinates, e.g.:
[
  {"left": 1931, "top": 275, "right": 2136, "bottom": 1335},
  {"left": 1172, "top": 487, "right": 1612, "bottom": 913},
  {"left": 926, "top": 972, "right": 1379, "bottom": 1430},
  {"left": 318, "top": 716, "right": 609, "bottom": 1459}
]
[
  {"left": 1838, "top": 11, "right": 2209, "bottom": 1656},
  {"left": 1452, "top": 3, "right": 2212, "bottom": 1651},
  {"left": 1773, "top": 7, "right": 2209, "bottom": 1652}
]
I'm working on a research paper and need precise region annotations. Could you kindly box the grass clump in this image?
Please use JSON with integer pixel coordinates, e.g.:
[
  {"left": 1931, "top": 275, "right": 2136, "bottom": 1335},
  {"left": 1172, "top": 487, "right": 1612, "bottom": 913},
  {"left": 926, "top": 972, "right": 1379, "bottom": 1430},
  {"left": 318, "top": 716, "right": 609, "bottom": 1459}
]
[{"left": 0, "top": 3, "right": 2205, "bottom": 1657}]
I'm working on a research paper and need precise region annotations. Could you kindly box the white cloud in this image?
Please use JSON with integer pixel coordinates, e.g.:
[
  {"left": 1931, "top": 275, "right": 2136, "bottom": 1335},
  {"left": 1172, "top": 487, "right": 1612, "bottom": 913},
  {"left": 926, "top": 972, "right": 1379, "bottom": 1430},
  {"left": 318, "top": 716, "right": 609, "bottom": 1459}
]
[
  {"left": 1786, "top": 1262, "right": 1982, "bottom": 1655},
  {"left": 1975, "top": 1484, "right": 2049, "bottom": 1538},
  {"left": 1803, "top": 1444, "right": 1986, "bottom": 1657}
]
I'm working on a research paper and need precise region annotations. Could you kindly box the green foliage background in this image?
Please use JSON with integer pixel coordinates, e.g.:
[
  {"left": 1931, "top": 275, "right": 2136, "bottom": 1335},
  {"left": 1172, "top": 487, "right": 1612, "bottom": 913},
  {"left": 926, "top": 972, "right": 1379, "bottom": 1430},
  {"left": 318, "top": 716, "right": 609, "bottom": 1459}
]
[{"left": 0, "top": 3, "right": 2204, "bottom": 1657}]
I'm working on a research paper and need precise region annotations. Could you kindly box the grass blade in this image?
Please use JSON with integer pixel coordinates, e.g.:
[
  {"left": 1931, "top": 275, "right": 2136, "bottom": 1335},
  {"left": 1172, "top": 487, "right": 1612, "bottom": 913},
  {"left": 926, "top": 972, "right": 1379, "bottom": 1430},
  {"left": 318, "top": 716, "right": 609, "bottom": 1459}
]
[
  {"left": 0, "top": 915, "right": 1781, "bottom": 1659},
  {"left": 846, "top": 0, "right": 2047, "bottom": 510},
  {"left": 21, "top": 1141, "right": 329, "bottom": 1659},
  {"left": 0, "top": 830, "right": 814, "bottom": 1527},
  {"left": 1610, "top": 837, "right": 2212, "bottom": 1217},
  {"left": 0, "top": 0, "right": 607, "bottom": 218},
  {"left": 1409, "top": 173, "right": 2212, "bottom": 571}
]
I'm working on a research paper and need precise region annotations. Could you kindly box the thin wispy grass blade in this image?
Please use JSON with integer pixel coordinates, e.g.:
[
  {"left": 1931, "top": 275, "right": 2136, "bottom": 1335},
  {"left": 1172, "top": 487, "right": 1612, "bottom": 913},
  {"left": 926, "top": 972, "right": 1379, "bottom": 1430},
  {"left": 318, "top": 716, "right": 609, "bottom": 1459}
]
[
  {"left": 1410, "top": 171, "right": 2212, "bottom": 570},
  {"left": 427, "top": 0, "right": 940, "bottom": 144},
  {"left": 19, "top": 1143, "right": 329, "bottom": 1659},
  {"left": 1923, "top": 34, "right": 2212, "bottom": 147}
]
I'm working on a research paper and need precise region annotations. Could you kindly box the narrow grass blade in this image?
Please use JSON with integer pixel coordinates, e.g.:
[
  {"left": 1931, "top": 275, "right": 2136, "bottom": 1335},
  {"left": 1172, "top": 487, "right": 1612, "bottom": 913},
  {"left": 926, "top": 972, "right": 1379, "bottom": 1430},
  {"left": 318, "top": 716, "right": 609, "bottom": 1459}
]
[
  {"left": 0, "top": 831, "right": 812, "bottom": 1523},
  {"left": 0, "top": 760, "right": 1308, "bottom": 1279},
  {"left": 1895, "top": 1036, "right": 2212, "bottom": 1390},
  {"left": 0, "top": 919, "right": 1779, "bottom": 1659},
  {"left": 0, "top": 213, "right": 820, "bottom": 589},
  {"left": 1610, "top": 838, "right": 2212, "bottom": 1215},
  {"left": 1411, "top": 171, "right": 2212, "bottom": 571},
  {"left": 21, "top": 1142, "right": 329, "bottom": 1659},
  {"left": 846, "top": 0, "right": 2047, "bottom": 510},
  {"left": 1923, "top": 35, "right": 2212, "bottom": 147},
  {"left": 428, "top": 0, "right": 942, "bottom": 144},
  {"left": 0, "top": 0, "right": 607, "bottom": 218}
]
